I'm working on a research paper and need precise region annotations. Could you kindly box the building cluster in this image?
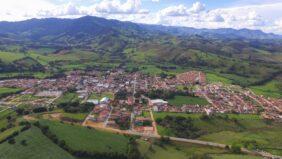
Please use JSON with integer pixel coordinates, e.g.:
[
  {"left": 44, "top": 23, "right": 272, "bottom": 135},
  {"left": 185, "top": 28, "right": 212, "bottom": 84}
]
[{"left": 0, "top": 69, "right": 281, "bottom": 123}]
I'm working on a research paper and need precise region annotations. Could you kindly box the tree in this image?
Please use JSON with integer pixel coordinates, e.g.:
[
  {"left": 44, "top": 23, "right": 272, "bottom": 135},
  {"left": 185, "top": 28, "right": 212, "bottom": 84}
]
[
  {"left": 20, "top": 140, "right": 27, "bottom": 146},
  {"left": 231, "top": 143, "right": 241, "bottom": 154},
  {"left": 8, "top": 138, "right": 16, "bottom": 144},
  {"left": 127, "top": 138, "right": 141, "bottom": 159}
]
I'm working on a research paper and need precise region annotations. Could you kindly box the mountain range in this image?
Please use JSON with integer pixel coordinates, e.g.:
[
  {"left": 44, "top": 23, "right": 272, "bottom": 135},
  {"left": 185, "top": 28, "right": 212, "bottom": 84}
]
[{"left": 0, "top": 16, "right": 282, "bottom": 87}]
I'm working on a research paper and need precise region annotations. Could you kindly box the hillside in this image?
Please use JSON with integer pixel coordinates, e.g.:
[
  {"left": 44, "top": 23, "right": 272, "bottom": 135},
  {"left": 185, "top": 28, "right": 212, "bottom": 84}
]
[{"left": 0, "top": 16, "right": 282, "bottom": 88}]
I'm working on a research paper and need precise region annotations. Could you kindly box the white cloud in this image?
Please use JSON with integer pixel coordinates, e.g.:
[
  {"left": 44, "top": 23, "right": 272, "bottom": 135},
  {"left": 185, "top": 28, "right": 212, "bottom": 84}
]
[
  {"left": 159, "top": 2, "right": 205, "bottom": 16},
  {"left": 0, "top": 0, "right": 282, "bottom": 34},
  {"left": 156, "top": 2, "right": 282, "bottom": 34}
]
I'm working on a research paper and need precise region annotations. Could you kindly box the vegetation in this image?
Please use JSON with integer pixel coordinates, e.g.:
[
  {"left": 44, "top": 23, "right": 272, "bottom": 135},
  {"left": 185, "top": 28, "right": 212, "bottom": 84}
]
[
  {"left": 0, "top": 127, "right": 75, "bottom": 159},
  {"left": 154, "top": 113, "right": 282, "bottom": 156},
  {"left": 156, "top": 116, "right": 200, "bottom": 139},
  {"left": 38, "top": 120, "right": 129, "bottom": 155},
  {"left": 0, "top": 87, "right": 22, "bottom": 98},
  {"left": 168, "top": 95, "right": 209, "bottom": 106}
]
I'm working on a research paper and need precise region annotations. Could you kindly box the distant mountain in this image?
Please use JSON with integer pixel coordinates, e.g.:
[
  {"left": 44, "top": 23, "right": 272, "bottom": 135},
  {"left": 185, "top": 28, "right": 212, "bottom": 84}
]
[
  {"left": 0, "top": 16, "right": 282, "bottom": 87},
  {"left": 0, "top": 16, "right": 281, "bottom": 44},
  {"left": 143, "top": 25, "right": 282, "bottom": 40}
]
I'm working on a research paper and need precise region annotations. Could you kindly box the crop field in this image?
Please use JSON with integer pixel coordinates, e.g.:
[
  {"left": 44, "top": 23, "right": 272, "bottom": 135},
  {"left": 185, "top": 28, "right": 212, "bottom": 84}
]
[
  {"left": 39, "top": 120, "right": 129, "bottom": 155},
  {"left": 168, "top": 95, "right": 209, "bottom": 106},
  {"left": 0, "top": 127, "right": 75, "bottom": 159}
]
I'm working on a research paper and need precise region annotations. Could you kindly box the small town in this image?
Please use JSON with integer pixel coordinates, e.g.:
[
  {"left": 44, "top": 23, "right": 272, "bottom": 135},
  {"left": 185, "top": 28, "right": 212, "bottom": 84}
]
[{"left": 0, "top": 69, "right": 281, "bottom": 138}]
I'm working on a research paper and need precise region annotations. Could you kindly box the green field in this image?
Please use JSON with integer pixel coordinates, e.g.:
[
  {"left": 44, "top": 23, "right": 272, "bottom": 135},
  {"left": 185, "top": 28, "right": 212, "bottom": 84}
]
[
  {"left": 0, "top": 127, "right": 75, "bottom": 159},
  {"left": 138, "top": 140, "right": 261, "bottom": 159},
  {"left": 55, "top": 92, "right": 78, "bottom": 105},
  {"left": 0, "top": 51, "right": 25, "bottom": 63},
  {"left": 168, "top": 95, "right": 209, "bottom": 106},
  {"left": 89, "top": 92, "right": 114, "bottom": 100},
  {"left": 0, "top": 127, "right": 22, "bottom": 142},
  {"left": 0, "top": 87, "right": 22, "bottom": 98},
  {"left": 61, "top": 113, "right": 88, "bottom": 122},
  {"left": 250, "top": 80, "right": 282, "bottom": 98},
  {"left": 0, "top": 109, "right": 16, "bottom": 129},
  {"left": 206, "top": 73, "right": 232, "bottom": 84},
  {"left": 211, "top": 154, "right": 262, "bottom": 159},
  {"left": 39, "top": 120, "right": 129, "bottom": 155},
  {"left": 154, "top": 113, "right": 282, "bottom": 156}
]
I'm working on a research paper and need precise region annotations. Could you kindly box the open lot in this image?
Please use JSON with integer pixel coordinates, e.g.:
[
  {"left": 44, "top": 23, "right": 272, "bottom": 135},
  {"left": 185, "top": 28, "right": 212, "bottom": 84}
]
[{"left": 168, "top": 95, "right": 209, "bottom": 106}]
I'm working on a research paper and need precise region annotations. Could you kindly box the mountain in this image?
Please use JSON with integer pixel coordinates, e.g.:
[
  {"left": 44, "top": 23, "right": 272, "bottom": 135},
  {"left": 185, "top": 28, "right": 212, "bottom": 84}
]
[
  {"left": 0, "top": 16, "right": 281, "bottom": 43},
  {"left": 0, "top": 16, "right": 282, "bottom": 87}
]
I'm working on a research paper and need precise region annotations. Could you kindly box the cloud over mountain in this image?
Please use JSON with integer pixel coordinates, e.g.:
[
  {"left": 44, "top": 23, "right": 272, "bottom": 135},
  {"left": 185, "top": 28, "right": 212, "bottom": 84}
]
[{"left": 0, "top": 0, "right": 281, "bottom": 34}]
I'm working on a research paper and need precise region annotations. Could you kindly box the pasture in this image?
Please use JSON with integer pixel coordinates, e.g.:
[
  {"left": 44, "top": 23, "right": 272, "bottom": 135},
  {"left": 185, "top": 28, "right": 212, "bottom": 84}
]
[
  {"left": 39, "top": 120, "right": 129, "bottom": 155},
  {"left": 0, "top": 127, "right": 74, "bottom": 159}
]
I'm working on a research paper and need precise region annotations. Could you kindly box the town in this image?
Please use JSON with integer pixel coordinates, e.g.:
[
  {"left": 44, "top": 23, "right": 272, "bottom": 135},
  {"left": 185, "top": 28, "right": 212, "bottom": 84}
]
[{"left": 0, "top": 69, "right": 281, "bottom": 137}]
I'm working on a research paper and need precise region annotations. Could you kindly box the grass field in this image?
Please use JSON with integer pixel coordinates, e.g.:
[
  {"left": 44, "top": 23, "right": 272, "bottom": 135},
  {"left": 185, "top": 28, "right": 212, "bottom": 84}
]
[
  {"left": 39, "top": 120, "right": 129, "bottom": 155},
  {"left": 0, "top": 109, "right": 16, "bottom": 129},
  {"left": 168, "top": 95, "right": 209, "bottom": 106},
  {"left": 0, "top": 127, "right": 75, "bottom": 159},
  {"left": 138, "top": 140, "right": 261, "bottom": 159},
  {"left": 55, "top": 92, "right": 78, "bottom": 105},
  {"left": 0, "top": 51, "right": 25, "bottom": 63},
  {"left": 250, "top": 80, "right": 282, "bottom": 98},
  {"left": 89, "top": 92, "right": 114, "bottom": 100},
  {"left": 206, "top": 73, "right": 232, "bottom": 84},
  {"left": 0, "top": 126, "right": 22, "bottom": 142},
  {"left": 153, "top": 112, "right": 282, "bottom": 156},
  {"left": 0, "top": 87, "right": 22, "bottom": 98},
  {"left": 61, "top": 113, "right": 88, "bottom": 121}
]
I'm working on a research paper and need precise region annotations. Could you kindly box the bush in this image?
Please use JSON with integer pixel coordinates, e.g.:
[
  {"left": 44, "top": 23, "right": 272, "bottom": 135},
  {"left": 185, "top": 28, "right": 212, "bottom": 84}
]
[
  {"left": 32, "top": 107, "right": 47, "bottom": 113},
  {"left": 231, "top": 143, "right": 241, "bottom": 153},
  {"left": 8, "top": 138, "right": 16, "bottom": 144}
]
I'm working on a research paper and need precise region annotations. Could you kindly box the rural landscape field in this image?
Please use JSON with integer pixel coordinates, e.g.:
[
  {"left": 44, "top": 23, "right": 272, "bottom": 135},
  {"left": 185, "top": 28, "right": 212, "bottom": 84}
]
[{"left": 0, "top": 0, "right": 282, "bottom": 159}]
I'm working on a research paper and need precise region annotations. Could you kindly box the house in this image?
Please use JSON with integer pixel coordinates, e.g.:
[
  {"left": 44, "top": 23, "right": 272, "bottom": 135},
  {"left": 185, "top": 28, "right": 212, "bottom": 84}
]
[
  {"left": 100, "top": 97, "right": 110, "bottom": 104},
  {"left": 149, "top": 99, "right": 168, "bottom": 106},
  {"left": 87, "top": 99, "right": 99, "bottom": 105}
]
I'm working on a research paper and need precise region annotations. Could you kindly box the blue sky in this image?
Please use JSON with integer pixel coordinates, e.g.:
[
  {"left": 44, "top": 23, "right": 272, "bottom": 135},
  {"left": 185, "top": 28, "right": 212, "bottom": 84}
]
[{"left": 1, "top": 0, "right": 282, "bottom": 34}]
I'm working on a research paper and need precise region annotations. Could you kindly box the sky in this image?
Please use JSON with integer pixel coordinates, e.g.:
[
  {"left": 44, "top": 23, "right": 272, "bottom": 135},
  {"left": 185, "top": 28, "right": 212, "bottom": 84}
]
[{"left": 0, "top": 0, "right": 282, "bottom": 34}]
